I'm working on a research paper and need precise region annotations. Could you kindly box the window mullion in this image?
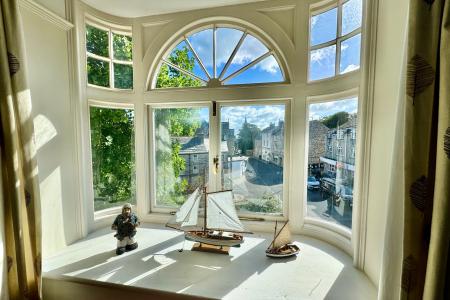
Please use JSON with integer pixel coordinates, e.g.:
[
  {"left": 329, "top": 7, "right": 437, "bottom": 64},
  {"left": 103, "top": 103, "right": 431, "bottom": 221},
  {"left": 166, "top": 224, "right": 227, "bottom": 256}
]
[
  {"left": 213, "top": 25, "right": 217, "bottom": 78},
  {"left": 162, "top": 59, "right": 208, "bottom": 84},
  {"left": 218, "top": 32, "right": 247, "bottom": 80},
  {"left": 336, "top": 3, "right": 343, "bottom": 76},
  {"left": 222, "top": 51, "right": 272, "bottom": 83},
  {"left": 184, "top": 37, "right": 211, "bottom": 79},
  {"left": 109, "top": 28, "right": 114, "bottom": 88}
]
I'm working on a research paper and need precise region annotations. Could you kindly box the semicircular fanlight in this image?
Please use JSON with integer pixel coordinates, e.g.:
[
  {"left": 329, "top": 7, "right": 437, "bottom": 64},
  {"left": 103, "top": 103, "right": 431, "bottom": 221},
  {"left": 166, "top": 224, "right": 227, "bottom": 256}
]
[{"left": 154, "top": 26, "right": 285, "bottom": 88}]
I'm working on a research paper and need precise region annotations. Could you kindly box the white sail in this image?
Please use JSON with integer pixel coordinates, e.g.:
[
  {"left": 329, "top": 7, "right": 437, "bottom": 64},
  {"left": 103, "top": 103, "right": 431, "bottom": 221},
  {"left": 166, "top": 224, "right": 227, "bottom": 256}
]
[
  {"left": 206, "top": 191, "right": 245, "bottom": 232},
  {"left": 166, "top": 188, "right": 203, "bottom": 230},
  {"left": 272, "top": 224, "right": 292, "bottom": 248}
]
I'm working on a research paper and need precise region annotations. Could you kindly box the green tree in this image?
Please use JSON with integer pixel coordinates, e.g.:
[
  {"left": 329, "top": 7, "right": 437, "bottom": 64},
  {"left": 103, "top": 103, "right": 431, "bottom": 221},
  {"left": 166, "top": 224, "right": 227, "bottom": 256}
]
[
  {"left": 154, "top": 107, "right": 202, "bottom": 206},
  {"left": 86, "top": 25, "right": 133, "bottom": 89},
  {"left": 238, "top": 120, "right": 261, "bottom": 155},
  {"left": 156, "top": 46, "right": 203, "bottom": 88},
  {"left": 321, "top": 111, "right": 349, "bottom": 128},
  {"left": 90, "top": 108, "right": 135, "bottom": 210}
]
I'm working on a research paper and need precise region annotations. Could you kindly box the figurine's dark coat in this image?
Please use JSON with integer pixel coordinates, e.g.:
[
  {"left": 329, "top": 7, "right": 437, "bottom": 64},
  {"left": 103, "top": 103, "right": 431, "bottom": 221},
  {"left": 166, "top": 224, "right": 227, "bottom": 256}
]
[{"left": 112, "top": 213, "right": 139, "bottom": 240}]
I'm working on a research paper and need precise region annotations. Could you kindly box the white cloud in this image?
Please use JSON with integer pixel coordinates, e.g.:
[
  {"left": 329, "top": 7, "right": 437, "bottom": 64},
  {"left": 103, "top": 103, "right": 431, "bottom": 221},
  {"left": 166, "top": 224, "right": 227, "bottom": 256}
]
[
  {"left": 187, "top": 29, "right": 280, "bottom": 75},
  {"left": 309, "top": 98, "right": 357, "bottom": 120},
  {"left": 341, "top": 64, "right": 359, "bottom": 73},
  {"left": 221, "top": 105, "right": 285, "bottom": 133},
  {"left": 310, "top": 46, "right": 335, "bottom": 63}
]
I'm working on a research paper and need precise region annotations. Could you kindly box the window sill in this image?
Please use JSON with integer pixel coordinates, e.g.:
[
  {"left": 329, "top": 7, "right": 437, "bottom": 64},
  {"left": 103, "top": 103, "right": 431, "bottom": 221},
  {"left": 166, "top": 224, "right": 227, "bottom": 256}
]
[{"left": 43, "top": 223, "right": 375, "bottom": 299}]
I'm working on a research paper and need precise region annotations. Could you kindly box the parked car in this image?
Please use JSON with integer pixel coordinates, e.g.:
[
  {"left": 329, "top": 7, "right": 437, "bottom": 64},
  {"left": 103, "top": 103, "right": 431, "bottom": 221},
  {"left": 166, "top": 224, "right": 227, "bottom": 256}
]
[{"left": 307, "top": 176, "right": 320, "bottom": 190}]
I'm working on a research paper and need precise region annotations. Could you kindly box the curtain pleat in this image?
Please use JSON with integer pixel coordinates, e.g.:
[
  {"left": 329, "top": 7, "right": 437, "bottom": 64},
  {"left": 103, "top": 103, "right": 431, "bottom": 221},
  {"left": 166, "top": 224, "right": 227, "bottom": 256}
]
[{"left": 0, "top": 0, "right": 42, "bottom": 299}]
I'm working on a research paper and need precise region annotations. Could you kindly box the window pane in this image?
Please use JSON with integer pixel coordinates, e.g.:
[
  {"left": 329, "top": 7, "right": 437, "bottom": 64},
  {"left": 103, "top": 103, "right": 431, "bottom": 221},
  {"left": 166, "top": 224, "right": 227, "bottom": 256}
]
[
  {"left": 154, "top": 107, "right": 209, "bottom": 207},
  {"left": 165, "top": 41, "right": 208, "bottom": 81},
  {"left": 221, "top": 104, "right": 285, "bottom": 215},
  {"left": 339, "top": 33, "right": 361, "bottom": 74},
  {"left": 310, "top": 8, "right": 337, "bottom": 46},
  {"left": 113, "top": 33, "right": 133, "bottom": 61},
  {"left": 222, "top": 35, "right": 269, "bottom": 80},
  {"left": 225, "top": 55, "right": 283, "bottom": 85},
  {"left": 307, "top": 98, "right": 358, "bottom": 229},
  {"left": 187, "top": 29, "right": 213, "bottom": 77},
  {"left": 87, "top": 57, "right": 110, "bottom": 87},
  {"left": 156, "top": 63, "right": 206, "bottom": 88},
  {"left": 216, "top": 28, "right": 244, "bottom": 77},
  {"left": 86, "top": 25, "right": 109, "bottom": 57},
  {"left": 342, "top": 0, "right": 363, "bottom": 36},
  {"left": 114, "top": 63, "right": 133, "bottom": 89},
  {"left": 90, "top": 107, "right": 135, "bottom": 211},
  {"left": 309, "top": 45, "right": 336, "bottom": 81}
]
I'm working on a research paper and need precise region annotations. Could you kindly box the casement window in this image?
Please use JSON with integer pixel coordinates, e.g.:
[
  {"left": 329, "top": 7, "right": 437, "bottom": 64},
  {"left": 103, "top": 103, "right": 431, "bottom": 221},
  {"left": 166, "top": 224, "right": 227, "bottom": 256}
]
[
  {"left": 85, "top": 22, "right": 133, "bottom": 89},
  {"left": 89, "top": 104, "right": 135, "bottom": 212},
  {"left": 309, "top": 0, "right": 362, "bottom": 81},
  {"left": 306, "top": 96, "right": 358, "bottom": 229}
]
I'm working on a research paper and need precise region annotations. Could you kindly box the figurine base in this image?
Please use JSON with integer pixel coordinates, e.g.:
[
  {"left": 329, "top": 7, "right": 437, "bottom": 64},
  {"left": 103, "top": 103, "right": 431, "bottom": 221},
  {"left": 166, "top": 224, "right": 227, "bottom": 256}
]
[{"left": 191, "top": 243, "right": 230, "bottom": 255}]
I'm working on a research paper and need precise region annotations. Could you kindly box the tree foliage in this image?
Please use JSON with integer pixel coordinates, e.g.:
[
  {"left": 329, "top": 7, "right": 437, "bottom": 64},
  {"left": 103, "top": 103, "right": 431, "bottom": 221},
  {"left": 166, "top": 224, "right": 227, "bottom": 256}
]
[
  {"left": 90, "top": 107, "right": 135, "bottom": 210},
  {"left": 237, "top": 120, "right": 261, "bottom": 155},
  {"left": 156, "top": 47, "right": 203, "bottom": 88},
  {"left": 86, "top": 25, "right": 133, "bottom": 89},
  {"left": 154, "top": 106, "right": 202, "bottom": 206},
  {"left": 321, "top": 111, "right": 349, "bottom": 128}
]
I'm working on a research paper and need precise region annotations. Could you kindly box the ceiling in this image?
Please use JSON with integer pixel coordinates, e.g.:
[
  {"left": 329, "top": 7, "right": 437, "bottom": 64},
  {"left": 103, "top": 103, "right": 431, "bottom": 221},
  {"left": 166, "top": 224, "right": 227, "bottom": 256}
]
[{"left": 81, "top": 0, "right": 268, "bottom": 18}]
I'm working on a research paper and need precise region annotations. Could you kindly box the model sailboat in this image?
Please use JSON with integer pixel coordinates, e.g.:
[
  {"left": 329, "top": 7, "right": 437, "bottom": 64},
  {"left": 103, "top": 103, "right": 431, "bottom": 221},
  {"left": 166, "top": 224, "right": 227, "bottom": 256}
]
[
  {"left": 166, "top": 187, "right": 251, "bottom": 248},
  {"left": 266, "top": 220, "right": 300, "bottom": 258}
]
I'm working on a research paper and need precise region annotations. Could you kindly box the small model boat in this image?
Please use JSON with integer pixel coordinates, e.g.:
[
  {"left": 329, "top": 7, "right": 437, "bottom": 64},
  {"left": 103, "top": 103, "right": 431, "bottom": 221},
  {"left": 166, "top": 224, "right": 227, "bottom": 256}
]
[
  {"left": 166, "top": 187, "right": 252, "bottom": 249},
  {"left": 265, "top": 220, "right": 300, "bottom": 258}
]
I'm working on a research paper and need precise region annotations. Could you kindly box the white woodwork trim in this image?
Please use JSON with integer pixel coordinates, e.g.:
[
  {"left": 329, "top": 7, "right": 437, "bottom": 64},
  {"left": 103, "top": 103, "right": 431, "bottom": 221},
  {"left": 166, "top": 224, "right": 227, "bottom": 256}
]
[
  {"left": 353, "top": 0, "right": 379, "bottom": 270},
  {"left": 19, "top": 0, "right": 73, "bottom": 31}
]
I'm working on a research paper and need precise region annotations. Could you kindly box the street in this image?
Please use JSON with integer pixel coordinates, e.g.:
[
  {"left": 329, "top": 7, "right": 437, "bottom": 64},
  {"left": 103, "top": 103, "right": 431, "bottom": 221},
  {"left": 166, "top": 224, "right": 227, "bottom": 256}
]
[{"left": 307, "top": 189, "right": 352, "bottom": 228}]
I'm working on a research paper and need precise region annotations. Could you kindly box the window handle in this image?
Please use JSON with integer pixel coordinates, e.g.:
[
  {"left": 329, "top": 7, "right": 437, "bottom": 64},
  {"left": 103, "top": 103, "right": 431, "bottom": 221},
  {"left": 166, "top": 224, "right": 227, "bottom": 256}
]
[{"left": 213, "top": 155, "right": 219, "bottom": 174}]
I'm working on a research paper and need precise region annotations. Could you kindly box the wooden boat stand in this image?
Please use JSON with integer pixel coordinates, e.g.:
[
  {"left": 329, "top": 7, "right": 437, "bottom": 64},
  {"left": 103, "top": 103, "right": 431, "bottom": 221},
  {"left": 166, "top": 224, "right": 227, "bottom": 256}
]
[{"left": 191, "top": 242, "right": 230, "bottom": 255}]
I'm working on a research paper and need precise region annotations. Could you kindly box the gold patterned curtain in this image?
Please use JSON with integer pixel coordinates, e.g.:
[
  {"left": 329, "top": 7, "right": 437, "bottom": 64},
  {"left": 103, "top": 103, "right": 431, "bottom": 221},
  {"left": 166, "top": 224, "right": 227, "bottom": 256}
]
[
  {"left": 402, "top": 0, "right": 450, "bottom": 299},
  {"left": 0, "top": 0, "right": 42, "bottom": 299}
]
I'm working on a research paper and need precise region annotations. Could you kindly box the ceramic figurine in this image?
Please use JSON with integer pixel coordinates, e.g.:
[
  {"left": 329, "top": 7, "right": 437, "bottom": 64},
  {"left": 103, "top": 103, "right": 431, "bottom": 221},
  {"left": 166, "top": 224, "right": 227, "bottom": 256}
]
[{"left": 112, "top": 203, "right": 140, "bottom": 255}]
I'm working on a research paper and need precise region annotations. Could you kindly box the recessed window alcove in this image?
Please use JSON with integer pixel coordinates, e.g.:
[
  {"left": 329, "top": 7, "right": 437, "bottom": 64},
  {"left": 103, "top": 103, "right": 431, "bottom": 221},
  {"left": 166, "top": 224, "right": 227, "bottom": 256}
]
[{"left": 17, "top": 0, "right": 409, "bottom": 298}]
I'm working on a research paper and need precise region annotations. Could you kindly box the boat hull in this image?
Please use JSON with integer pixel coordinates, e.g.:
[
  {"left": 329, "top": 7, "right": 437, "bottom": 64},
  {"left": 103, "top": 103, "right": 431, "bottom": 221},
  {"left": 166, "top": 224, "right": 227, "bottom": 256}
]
[
  {"left": 265, "top": 244, "right": 300, "bottom": 258},
  {"left": 185, "top": 231, "right": 244, "bottom": 247}
]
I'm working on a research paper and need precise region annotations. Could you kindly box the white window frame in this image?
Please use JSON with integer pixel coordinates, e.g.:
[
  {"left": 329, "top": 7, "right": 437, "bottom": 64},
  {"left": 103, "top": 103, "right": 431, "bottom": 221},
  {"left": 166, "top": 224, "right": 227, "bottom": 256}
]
[
  {"left": 149, "top": 23, "right": 289, "bottom": 90},
  {"left": 147, "top": 99, "right": 290, "bottom": 221},
  {"left": 308, "top": 0, "right": 362, "bottom": 83},
  {"left": 303, "top": 88, "right": 361, "bottom": 254},
  {"left": 70, "top": 0, "right": 377, "bottom": 265},
  {"left": 86, "top": 100, "right": 136, "bottom": 221},
  {"left": 147, "top": 102, "right": 213, "bottom": 214},
  {"left": 85, "top": 17, "right": 134, "bottom": 91}
]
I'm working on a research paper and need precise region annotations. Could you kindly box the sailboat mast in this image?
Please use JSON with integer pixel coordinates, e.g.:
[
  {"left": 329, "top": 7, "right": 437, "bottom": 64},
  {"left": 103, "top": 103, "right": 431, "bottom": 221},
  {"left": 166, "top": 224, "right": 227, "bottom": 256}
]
[{"left": 203, "top": 186, "right": 207, "bottom": 233}]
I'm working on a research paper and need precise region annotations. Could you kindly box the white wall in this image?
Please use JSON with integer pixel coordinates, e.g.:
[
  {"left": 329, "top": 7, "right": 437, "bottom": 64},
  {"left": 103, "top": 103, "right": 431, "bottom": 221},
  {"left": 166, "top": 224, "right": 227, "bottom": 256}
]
[
  {"left": 363, "top": 0, "right": 409, "bottom": 286},
  {"left": 20, "top": 3, "right": 82, "bottom": 258}
]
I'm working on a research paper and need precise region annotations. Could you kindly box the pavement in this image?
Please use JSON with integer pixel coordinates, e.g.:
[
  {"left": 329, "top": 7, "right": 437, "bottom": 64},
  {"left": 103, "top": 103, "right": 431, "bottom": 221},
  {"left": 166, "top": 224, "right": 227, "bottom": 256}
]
[{"left": 307, "top": 189, "right": 352, "bottom": 228}]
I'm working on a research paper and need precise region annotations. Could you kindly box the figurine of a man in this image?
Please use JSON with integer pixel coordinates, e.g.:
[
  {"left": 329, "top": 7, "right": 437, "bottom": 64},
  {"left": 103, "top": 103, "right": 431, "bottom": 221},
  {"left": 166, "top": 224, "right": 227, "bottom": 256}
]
[{"left": 112, "top": 203, "right": 140, "bottom": 255}]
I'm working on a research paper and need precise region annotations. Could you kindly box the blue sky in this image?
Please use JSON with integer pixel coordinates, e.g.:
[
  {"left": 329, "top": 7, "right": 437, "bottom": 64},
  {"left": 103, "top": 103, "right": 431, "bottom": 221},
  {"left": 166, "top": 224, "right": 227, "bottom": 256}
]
[
  {"left": 197, "top": 105, "right": 286, "bottom": 134},
  {"left": 310, "top": 0, "right": 362, "bottom": 80},
  {"left": 309, "top": 97, "right": 358, "bottom": 120}
]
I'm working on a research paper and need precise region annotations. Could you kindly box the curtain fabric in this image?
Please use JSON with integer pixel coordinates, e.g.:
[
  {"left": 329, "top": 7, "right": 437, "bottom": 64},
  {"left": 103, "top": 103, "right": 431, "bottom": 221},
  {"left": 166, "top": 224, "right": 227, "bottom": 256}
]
[
  {"left": 400, "top": 0, "right": 450, "bottom": 299},
  {"left": 0, "top": 0, "right": 42, "bottom": 299}
]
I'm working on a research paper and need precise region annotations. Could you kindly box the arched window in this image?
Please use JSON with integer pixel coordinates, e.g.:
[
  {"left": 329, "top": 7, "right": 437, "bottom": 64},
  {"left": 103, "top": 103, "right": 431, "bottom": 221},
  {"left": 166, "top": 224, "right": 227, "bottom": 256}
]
[{"left": 153, "top": 25, "right": 286, "bottom": 88}]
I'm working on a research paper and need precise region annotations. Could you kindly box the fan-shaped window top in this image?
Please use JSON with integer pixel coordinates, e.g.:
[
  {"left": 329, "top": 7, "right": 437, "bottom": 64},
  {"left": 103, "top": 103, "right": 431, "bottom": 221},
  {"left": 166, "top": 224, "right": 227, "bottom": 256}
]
[{"left": 154, "top": 26, "right": 285, "bottom": 89}]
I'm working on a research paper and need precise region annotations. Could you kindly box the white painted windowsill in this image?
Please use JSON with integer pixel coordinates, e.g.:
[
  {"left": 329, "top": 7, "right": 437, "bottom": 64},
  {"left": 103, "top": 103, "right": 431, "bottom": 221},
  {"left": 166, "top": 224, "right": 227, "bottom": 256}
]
[{"left": 43, "top": 223, "right": 376, "bottom": 299}]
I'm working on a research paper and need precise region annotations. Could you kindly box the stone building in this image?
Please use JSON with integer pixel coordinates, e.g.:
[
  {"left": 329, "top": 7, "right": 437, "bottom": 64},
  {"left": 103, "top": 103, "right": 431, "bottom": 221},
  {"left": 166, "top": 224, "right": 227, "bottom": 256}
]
[
  {"left": 308, "top": 120, "right": 329, "bottom": 175},
  {"left": 261, "top": 120, "right": 284, "bottom": 166},
  {"left": 320, "top": 114, "right": 357, "bottom": 183}
]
